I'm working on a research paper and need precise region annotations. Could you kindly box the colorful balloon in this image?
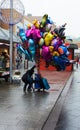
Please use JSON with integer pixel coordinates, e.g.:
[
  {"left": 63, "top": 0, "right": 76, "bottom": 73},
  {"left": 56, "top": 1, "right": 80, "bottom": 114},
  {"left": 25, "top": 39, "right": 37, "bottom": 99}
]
[
  {"left": 52, "top": 56, "right": 70, "bottom": 71},
  {"left": 18, "top": 28, "right": 27, "bottom": 42},
  {"left": 26, "top": 26, "right": 41, "bottom": 41},
  {"left": 54, "top": 24, "right": 66, "bottom": 40},
  {"left": 42, "top": 46, "right": 52, "bottom": 61},
  {"left": 52, "top": 51, "right": 59, "bottom": 56},
  {"left": 17, "top": 44, "right": 32, "bottom": 61},
  {"left": 28, "top": 39, "right": 36, "bottom": 59},
  {"left": 27, "top": 23, "right": 31, "bottom": 29},
  {"left": 33, "top": 19, "right": 40, "bottom": 29},
  {"left": 49, "top": 46, "right": 54, "bottom": 52},
  {"left": 44, "top": 32, "right": 53, "bottom": 46},
  {"left": 47, "top": 16, "right": 54, "bottom": 24},
  {"left": 51, "top": 38, "right": 63, "bottom": 50},
  {"left": 40, "top": 14, "right": 48, "bottom": 28},
  {"left": 45, "top": 24, "right": 52, "bottom": 32},
  {"left": 58, "top": 45, "right": 69, "bottom": 56},
  {"left": 38, "top": 38, "right": 44, "bottom": 47},
  {"left": 17, "top": 14, "right": 72, "bottom": 71}
]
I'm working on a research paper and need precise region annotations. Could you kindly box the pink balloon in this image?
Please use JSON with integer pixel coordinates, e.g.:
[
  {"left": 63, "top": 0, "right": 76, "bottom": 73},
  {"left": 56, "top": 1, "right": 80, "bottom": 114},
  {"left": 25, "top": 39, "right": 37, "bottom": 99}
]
[
  {"left": 26, "top": 26, "right": 41, "bottom": 40},
  {"left": 42, "top": 46, "right": 52, "bottom": 61},
  {"left": 26, "top": 29, "right": 31, "bottom": 37}
]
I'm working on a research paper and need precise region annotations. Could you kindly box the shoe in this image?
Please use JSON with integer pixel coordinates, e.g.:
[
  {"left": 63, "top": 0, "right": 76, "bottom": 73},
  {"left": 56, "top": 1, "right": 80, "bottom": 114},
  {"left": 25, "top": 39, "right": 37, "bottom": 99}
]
[
  {"left": 27, "top": 87, "right": 32, "bottom": 91},
  {"left": 23, "top": 86, "right": 26, "bottom": 92},
  {"left": 37, "top": 89, "right": 40, "bottom": 92}
]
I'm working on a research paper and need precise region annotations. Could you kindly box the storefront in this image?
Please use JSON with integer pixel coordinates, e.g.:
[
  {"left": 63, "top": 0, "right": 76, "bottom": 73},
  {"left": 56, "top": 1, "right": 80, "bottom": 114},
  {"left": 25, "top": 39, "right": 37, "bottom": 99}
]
[{"left": 0, "top": 27, "right": 21, "bottom": 81}]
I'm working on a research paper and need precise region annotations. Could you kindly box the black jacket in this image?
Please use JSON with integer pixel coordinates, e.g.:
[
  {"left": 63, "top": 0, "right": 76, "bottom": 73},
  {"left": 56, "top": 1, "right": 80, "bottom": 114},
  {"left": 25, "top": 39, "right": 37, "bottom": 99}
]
[{"left": 22, "top": 65, "right": 36, "bottom": 83}]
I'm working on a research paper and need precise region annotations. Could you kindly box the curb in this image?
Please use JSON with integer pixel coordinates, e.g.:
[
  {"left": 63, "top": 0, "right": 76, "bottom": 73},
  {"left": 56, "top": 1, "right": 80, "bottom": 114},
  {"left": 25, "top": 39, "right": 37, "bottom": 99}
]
[{"left": 41, "top": 72, "right": 74, "bottom": 130}]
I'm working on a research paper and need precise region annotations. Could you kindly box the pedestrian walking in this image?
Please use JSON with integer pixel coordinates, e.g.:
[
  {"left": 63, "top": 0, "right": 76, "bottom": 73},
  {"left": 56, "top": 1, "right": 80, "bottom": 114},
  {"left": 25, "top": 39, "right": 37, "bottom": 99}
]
[
  {"left": 76, "top": 55, "right": 79, "bottom": 68},
  {"left": 16, "top": 55, "right": 21, "bottom": 69}
]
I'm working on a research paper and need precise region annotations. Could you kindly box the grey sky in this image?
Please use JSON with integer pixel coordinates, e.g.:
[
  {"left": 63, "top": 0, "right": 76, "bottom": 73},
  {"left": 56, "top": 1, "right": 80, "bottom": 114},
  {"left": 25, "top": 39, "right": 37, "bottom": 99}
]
[
  {"left": 20, "top": 0, "right": 80, "bottom": 38},
  {"left": 0, "top": 0, "right": 80, "bottom": 38}
]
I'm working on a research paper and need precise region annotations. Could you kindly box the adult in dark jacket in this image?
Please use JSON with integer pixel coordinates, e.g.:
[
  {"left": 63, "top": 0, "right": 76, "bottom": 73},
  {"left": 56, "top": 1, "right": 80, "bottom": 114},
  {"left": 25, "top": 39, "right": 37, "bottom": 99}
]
[{"left": 22, "top": 65, "right": 36, "bottom": 92}]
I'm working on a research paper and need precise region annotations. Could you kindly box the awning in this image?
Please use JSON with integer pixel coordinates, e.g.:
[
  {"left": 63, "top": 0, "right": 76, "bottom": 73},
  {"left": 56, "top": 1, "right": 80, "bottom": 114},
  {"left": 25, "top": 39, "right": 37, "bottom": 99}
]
[
  {"left": 0, "top": 42, "right": 9, "bottom": 46},
  {"left": 0, "top": 27, "right": 21, "bottom": 43},
  {"left": 69, "top": 43, "right": 78, "bottom": 49}
]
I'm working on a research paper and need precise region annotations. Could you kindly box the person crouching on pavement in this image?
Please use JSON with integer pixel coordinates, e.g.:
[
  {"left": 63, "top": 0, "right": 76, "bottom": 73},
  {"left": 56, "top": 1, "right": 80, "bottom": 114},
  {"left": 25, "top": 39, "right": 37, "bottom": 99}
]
[{"left": 22, "top": 65, "right": 36, "bottom": 92}]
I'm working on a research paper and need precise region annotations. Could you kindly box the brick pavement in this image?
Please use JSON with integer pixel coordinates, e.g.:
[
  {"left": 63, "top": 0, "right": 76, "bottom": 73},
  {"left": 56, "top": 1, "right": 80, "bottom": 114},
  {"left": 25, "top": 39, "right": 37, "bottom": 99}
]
[{"left": 40, "top": 70, "right": 72, "bottom": 91}]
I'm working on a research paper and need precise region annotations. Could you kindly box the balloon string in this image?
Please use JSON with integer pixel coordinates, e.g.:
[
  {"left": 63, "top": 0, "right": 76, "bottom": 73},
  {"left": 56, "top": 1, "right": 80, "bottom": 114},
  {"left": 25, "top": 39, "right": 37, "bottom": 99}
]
[{"left": 35, "top": 47, "right": 40, "bottom": 75}]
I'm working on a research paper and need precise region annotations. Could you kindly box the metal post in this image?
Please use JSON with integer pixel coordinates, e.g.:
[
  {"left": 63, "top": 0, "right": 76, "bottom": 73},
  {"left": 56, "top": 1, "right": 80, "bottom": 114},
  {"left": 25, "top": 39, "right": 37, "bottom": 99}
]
[
  {"left": 9, "top": 0, "right": 13, "bottom": 83},
  {"left": 0, "top": 0, "right": 25, "bottom": 82}
]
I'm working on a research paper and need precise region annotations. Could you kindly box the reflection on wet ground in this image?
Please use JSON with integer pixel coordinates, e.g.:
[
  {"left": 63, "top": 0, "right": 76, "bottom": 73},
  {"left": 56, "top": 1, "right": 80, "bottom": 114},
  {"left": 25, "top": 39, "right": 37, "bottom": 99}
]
[
  {"left": 55, "top": 68, "right": 80, "bottom": 130},
  {"left": 0, "top": 70, "right": 71, "bottom": 130}
]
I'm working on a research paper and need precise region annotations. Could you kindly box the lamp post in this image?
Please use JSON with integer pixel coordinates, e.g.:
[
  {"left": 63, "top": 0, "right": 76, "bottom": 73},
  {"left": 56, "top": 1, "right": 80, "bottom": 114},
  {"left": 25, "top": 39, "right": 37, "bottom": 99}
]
[{"left": 9, "top": 0, "right": 13, "bottom": 83}]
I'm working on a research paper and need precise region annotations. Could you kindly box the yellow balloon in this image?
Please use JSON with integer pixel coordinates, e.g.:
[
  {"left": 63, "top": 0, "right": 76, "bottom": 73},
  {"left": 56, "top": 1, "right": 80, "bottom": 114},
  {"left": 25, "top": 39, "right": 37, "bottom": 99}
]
[
  {"left": 44, "top": 32, "right": 53, "bottom": 46},
  {"left": 33, "top": 19, "right": 40, "bottom": 28},
  {"left": 49, "top": 46, "right": 54, "bottom": 52},
  {"left": 52, "top": 51, "right": 59, "bottom": 56},
  {"left": 27, "top": 23, "right": 31, "bottom": 29}
]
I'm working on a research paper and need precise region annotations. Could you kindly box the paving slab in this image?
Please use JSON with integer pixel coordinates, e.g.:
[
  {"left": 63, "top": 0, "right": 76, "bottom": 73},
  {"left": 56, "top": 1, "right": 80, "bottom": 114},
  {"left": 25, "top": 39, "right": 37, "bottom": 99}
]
[{"left": 0, "top": 70, "right": 73, "bottom": 130}]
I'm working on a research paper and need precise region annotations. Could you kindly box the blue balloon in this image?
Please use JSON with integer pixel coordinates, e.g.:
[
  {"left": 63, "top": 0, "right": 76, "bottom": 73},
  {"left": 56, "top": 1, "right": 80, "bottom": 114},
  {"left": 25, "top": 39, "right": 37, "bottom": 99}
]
[
  {"left": 24, "top": 50, "right": 32, "bottom": 61},
  {"left": 53, "top": 55, "right": 70, "bottom": 70},
  {"left": 47, "top": 17, "right": 54, "bottom": 24},
  {"left": 19, "top": 28, "right": 27, "bottom": 42},
  {"left": 17, "top": 44, "right": 32, "bottom": 61},
  {"left": 60, "top": 45, "right": 70, "bottom": 56},
  {"left": 17, "top": 44, "right": 25, "bottom": 54},
  {"left": 28, "top": 39, "right": 36, "bottom": 59}
]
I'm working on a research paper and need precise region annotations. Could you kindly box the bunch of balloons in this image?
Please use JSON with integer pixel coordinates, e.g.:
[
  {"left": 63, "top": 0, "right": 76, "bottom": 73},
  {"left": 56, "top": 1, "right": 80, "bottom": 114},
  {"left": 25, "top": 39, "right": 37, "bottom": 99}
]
[{"left": 17, "top": 14, "right": 74, "bottom": 71}]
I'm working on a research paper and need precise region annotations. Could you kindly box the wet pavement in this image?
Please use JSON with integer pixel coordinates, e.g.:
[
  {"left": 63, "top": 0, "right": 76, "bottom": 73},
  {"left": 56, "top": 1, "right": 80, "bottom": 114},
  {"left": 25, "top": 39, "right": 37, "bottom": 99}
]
[
  {"left": 0, "top": 66, "right": 74, "bottom": 130},
  {"left": 54, "top": 66, "right": 80, "bottom": 130}
]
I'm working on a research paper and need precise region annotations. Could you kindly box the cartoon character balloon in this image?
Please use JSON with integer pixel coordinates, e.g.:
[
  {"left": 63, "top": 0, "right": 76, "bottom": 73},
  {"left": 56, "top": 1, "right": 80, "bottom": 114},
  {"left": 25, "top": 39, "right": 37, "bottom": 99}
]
[{"left": 17, "top": 14, "right": 74, "bottom": 71}]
